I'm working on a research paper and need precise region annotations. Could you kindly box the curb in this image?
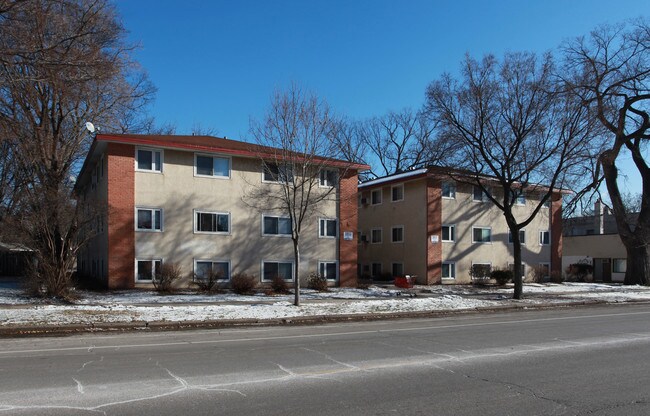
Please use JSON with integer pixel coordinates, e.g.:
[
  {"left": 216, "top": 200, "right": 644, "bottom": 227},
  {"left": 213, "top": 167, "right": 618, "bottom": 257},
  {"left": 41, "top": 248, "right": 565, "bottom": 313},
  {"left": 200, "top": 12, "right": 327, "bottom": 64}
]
[{"left": 2, "top": 298, "right": 646, "bottom": 338}]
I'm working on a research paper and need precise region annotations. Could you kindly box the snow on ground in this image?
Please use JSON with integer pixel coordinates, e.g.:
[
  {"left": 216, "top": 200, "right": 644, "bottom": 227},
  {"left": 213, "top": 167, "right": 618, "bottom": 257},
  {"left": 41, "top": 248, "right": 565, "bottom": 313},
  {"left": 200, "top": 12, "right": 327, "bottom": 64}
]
[{"left": 1, "top": 283, "right": 650, "bottom": 327}]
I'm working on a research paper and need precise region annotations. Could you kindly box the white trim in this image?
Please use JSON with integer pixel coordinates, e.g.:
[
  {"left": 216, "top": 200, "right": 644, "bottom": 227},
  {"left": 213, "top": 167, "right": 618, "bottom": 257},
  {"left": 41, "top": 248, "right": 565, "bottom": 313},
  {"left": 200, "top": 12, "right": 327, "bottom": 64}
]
[
  {"left": 472, "top": 185, "right": 491, "bottom": 202},
  {"left": 358, "top": 168, "right": 428, "bottom": 188},
  {"left": 371, "top": 228, "right": 383, "bottom": 244},
  {"left": 261, "top": 162, "right": 294, "bottom": 184},
  {"left": 441, "top": 181, "right": 456, "bottom": 199},
  {"left": 391, "top": 225, "right": 404, "bottom": 243},
  {"left": 319, "top": 169, "right": 338, "bottom": 188},
  {"left": 318, "top": 218, "right": 338, "bottom": 238},
  {"left": 193, "top": 209, "right": 231, "bottom": 235},
  {"left": 370, "top": 188, "right": 382, "bottom": 205},
  {"left": 135, "top": 207, "right": 163, "bottom": 232},
  {"left": 135, "top": 258, "right": 162, "bottom": 282},
  {"left": 262, "top": 214, "right": 292, "bottom": 237},
  {"left": 135, "top": 147, "right": 163, "bottom": 173},
  {"left": 261, "top": 260, "right": 295, "bottom": 282},
  {"left": 508, "top": 263, "right": 527, "bottom": 279},
  {"left": 471, "top": 226, "right": 492, "bottom": 244},
  {"left": 391, "top": 184, "right": 404, "bottom": 202},
  {"left": 318, "top": 260, "right": 339, "bottom": 281},
  {"left": 442, "top": 261, "right": 456, "bottom": 279},
  {"left": 539, "top": 229, "right": 550, "bottom": 245},
  {"left": 508, "top": 229, "right": 526, "bottom": 245},
  {"left": 193, "top": 259, "right": 231, "bottom": 281},
  {"left": 538, "top": 262, "right": 551, "bottom": 279},
  {"left": 441, "top": 224, "right": 456, "bottom": 243},
  {"left": 193, "top": 153, "right": 231, "bottom": 179}
]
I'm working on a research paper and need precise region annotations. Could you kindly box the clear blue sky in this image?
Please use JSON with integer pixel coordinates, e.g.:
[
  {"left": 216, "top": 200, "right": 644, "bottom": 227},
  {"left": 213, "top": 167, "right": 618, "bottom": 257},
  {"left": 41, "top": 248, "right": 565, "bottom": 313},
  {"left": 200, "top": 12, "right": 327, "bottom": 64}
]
[{"left": 115, "top": 0, "right": 646, "bottom": 194}]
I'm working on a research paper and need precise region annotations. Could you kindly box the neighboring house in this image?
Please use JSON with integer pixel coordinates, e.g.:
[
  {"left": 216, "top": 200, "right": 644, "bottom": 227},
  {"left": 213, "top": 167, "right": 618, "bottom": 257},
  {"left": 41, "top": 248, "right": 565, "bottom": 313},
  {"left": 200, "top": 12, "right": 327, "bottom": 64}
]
[
  {"left": 357, "top": 167, "right": 563, "bottom": 284},
  {"left": 74, "top": 134, "right": 366, "bottom": 289},
  {"left": 562, "top": 200, "right": 633, "bottom": 282},
  {"left": 0, "top": 242, "right": 33, "bottom": 277}
]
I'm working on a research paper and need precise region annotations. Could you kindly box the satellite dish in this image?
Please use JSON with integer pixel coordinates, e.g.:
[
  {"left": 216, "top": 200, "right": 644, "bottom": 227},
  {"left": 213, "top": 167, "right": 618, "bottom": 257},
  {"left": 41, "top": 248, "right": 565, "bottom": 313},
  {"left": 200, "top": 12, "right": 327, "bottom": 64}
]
[{"left": 85, "top": 122, "right": 95, "bottom": 133}]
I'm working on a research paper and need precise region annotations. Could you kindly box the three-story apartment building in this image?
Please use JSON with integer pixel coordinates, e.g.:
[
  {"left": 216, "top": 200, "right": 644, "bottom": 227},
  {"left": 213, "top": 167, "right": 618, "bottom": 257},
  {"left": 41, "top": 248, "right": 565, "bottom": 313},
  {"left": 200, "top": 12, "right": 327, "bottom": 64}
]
[
  {"left": 75, "top": 134, "right": 366, "bottom": 289},
  {"left": 357, "top": 167, "right": 563, "bottom": 284}
]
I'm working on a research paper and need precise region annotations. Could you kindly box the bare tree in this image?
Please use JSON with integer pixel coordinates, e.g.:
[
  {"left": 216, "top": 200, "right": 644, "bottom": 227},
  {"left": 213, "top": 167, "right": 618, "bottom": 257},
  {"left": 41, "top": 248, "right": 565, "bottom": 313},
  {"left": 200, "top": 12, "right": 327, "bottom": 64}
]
[
  {"left": 245, "top": 84, "right": 351, "bottom": 306},
  {"left": 561, "top": 20, "right": 650, "bottom": 285},
  {"left": 426, "top": 52, "right": 595, "bottom": 299},
  {"left": 0, "top": 0, "right": 155, "bottom": 297}
]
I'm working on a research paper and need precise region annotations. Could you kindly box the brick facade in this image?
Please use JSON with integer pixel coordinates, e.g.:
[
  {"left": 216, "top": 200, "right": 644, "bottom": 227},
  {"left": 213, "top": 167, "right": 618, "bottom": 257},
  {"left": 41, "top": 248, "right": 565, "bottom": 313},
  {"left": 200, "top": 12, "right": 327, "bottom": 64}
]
[
  {"left": 551, "top": 191, "right": 563, "bottom": 275},
  {"left": 426, "top": 177, "right": 442, "bottom": 284},
  {"left": 106, "top": 143, "right": 135, "bottom": 289},
  {"left": 338, "top": 170, "right": 359, "bottom": 287}
]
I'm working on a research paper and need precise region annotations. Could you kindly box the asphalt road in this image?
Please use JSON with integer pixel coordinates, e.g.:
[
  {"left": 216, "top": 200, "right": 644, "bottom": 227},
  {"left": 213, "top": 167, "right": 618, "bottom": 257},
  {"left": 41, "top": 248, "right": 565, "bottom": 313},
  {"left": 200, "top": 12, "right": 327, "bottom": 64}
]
[{"left": 1, "top": 304, "right": 650, "bottom": 415}]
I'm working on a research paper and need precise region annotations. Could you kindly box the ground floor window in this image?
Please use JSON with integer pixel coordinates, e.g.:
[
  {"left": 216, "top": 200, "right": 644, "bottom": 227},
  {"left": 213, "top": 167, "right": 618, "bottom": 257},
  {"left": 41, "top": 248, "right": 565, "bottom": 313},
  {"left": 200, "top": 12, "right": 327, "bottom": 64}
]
[
  {"left": 537, "top": 263, "right": 550, "bottom": 280},
  {"left": 442, "top": 262, "right": 456, "bottom": 279},
  {"left": 392, "top": 263, "right": 404, "bottom": 277},
  {"left": 136, "top": 259, "right": 162, "bottom": 282},
  {"left": 195, "top": 260, "right": 230, "bottom": 281},
  {"left": 263, "top": 261, "right": 293, "bottom": 281},
  {"left": 508, "top": 263, "right": 526, "bottom": 278},
  {"left": 470, "top": 263, "right": 492, "bottom": 279},
  {"left": 613, "top": 258, "right": 627, "bottom": 273},
  {"left": 319, "top": 261, "right": 338, "bottom": 281},
  {"left": 371, "top": 263, "right": 382, "bottom": 278}
]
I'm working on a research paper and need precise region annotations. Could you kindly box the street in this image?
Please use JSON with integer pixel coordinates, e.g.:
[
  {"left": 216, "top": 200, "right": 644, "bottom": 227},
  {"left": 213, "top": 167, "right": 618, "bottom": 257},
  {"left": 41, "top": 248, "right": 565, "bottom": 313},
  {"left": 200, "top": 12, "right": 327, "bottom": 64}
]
[{"left": 1, "top": 304, "right": 649, "bottom": 415}]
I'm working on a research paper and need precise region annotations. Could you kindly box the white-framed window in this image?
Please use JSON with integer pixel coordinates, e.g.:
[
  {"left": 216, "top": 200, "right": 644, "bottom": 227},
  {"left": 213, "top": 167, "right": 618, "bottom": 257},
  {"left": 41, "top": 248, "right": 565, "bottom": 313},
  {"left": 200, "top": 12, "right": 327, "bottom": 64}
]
[
  {"left": 391, "top": 226, "right": 404, "bottom": 243},
  {"left": 319, "top": 261, "right": 338, "bottom": 281},
  {"left": 136, "top": 148, "right": 163, "bottom": 172},
  {"left": 136, "top": 208, "right": 163, "bottom": 232},
  {"left": 442, "top": 182, "right": 456, "bottom": 199},
  {"left": 194, "top": 260, "right": 230, "bottom": 281},
  {"left": 371, "top": 189, "right": 382, "bottom": 205},
  {"left": 371, "top": 228, "right": 382, "bottom": 244},
  {"left": 473, "top": 185, "right": 490, "bottom": 202},
  {"left": 539, "top": 230, "right": 550, "bottom": 245},
  {"left": 538, "top": 263, "right": 550, "bottom": 280},
  {"left": 263, "top": 163, "right": 293, "bottom": 183},
  {"left": 195, "top": 210, "right": 230, "bottom": 234},
  {"left": 472, "top": 227, "right": 492, "bottom": 243},
  {"left": 262, "top": 261, "right": 294, "bottom": 281},
  {"left": 319, "top": 169, "right": 338, "bottom": 187},
  {"left": 263, "top": 215, "right": 292, "bottom": 236},
  {"left": 319, "top": 218, "right": 337, "bottom": 238},
  {"left": 371, "top": 262, "right": 382, "bottom": 278},
  {"left": 515, "top": 192, "right": 526, "bottom": 205},
  {"left": 391, "top": 184, "right": 404, "bottom": 202},
  {"left": 613, "top": 258, "right": 627, "bottom": 273},
  {"left": 508, "top": 263, "right": 526, "bottom": 279},
  {"left": 194, "top": 153, "right": 230, "bottom": 178},
  {"left": 136, "top": 259, "right": 162, "bottom": 282},
  {"left": 392, "top": 263, "right": 404, "bottom": 277},
  {"left": 442, "top": 224, "right": 456, "bottom": 242},
  {"left": 442, "top": 262, "right": 456, "bottom": 279},
  {"left": 508, "top": 230, "right": 526, "bottom": 244},
  {"left": 470, "top": 262, "right": 492, "bottom": 279}
]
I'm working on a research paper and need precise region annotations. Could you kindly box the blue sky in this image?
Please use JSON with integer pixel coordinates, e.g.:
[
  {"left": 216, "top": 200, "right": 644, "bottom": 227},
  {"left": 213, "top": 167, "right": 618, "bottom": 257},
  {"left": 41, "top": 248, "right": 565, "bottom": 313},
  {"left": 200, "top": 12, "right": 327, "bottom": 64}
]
[{"left": 114, "top": 0, "right": 646, "bottom": 194}]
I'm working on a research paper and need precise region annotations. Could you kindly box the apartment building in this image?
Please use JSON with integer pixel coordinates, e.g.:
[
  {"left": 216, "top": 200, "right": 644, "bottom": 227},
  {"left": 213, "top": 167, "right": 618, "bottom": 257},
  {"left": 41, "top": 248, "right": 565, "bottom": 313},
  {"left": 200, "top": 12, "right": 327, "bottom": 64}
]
[
  {"left": 74, "top": 134, "right": 366, "bottom": 289},
  {"left": 357, "top": 167, "right": 563, "bottom": 284}
]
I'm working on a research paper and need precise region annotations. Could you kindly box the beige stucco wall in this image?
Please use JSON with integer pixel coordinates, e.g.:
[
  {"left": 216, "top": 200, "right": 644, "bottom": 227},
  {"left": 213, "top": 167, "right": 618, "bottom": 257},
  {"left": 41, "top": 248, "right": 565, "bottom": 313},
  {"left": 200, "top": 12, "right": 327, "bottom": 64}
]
[
  {"left": 133, "top": 148, "right": 338, "bottom": 285},
  {"left": 358, "top": 180, "right": 428, "bottom": 279},
  {"left": 562, "top": 234, "right": 627, "bottom": 282},
  {"left": 441, "top": 183, "right": 552, "bottom": 284}
]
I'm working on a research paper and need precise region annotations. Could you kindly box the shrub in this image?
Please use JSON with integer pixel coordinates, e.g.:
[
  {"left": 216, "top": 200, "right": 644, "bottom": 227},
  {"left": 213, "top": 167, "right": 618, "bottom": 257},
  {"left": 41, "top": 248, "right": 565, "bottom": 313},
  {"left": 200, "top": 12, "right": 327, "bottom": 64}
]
[
  {"left": 470, "top": 264, "right": 491, "bottom": 284},
  {"left": 308, "top": 273, "right": 329, "bottom": 292},
  {"left": 356, "top": 278, "right": 372, "bottom": 289},
  {"left": 532, "top": 265, "right": 548, "bottom": 283},
  {"left": 192, "top": 270, "right": 225, "bottom": 293},
  {"left": 231, "top": 273, "right": 258, "bottom": 295},
  {"left": 491, "top": 269, "right": 513, "bottom": 286},
  {"left": 550, "top": 270, "right": 565, "bottom": 284},
  {"left": 270, "top": 275, "right": 291, "bottom": 294},
  {"left": 153, "top": 263, "right": 182, "bottom": 294}
]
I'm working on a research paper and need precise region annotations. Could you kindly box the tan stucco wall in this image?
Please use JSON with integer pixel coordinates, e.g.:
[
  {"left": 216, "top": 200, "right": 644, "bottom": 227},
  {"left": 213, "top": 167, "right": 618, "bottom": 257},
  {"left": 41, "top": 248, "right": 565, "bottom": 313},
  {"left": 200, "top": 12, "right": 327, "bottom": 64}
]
[
  {"left": 562, "top": 234, "right": 627, "bottom": 282},
  {"left": 133, "top": 148, "right": 338, "bottom": 285},
  {"left": 358, "top": 180, "right": 428, "bottom": 279}
]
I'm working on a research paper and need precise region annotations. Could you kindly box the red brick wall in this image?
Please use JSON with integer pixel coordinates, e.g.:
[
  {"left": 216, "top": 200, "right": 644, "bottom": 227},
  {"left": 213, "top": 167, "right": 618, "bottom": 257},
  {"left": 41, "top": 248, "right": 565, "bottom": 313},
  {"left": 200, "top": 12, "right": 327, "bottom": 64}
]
[
  {"left": 106, "top": 143, "right": 135, "bottom": 289},
  {"left": 338, "top": 170, "right": 359, "bottom": 287},
  {"left": 551, "top": 191, "right": 563, "bottom": 275},
  {"left": 426, "top": 177, "right": 442, "bottom": 284}
]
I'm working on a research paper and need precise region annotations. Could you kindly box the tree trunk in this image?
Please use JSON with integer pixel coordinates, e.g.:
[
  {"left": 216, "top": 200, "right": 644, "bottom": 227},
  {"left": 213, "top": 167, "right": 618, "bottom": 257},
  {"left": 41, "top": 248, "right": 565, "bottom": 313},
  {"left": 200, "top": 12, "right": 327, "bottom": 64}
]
[
  {"left": 512, "top": 231, "right": 523, "bottom": 300},
  {"left": 293, "top": 238, "right": 300, "bottom": 306},
  {"left": 623, "top": 240, "right": 650, "bottom": 285}
]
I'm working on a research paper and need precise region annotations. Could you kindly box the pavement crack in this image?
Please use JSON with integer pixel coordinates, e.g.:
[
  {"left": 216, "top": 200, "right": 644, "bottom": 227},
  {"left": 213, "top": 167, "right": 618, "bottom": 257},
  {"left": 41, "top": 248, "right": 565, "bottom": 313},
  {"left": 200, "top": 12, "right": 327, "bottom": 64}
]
[
  {"left": 300, "top": 347, "right": 367, "bottom": 372},
  {"left": 72, "top": 377, "right": 85, "bottom": 394}
]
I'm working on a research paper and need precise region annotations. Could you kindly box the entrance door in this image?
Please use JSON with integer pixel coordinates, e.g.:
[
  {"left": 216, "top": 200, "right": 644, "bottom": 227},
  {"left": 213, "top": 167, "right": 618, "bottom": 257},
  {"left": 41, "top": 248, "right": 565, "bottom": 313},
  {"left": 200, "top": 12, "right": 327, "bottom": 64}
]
[
  {"left": 593, "top": 258, "right": 612, "bottom": 282},
  {"left": 601, "top": 258, "right": 612, "bottom": 282}
]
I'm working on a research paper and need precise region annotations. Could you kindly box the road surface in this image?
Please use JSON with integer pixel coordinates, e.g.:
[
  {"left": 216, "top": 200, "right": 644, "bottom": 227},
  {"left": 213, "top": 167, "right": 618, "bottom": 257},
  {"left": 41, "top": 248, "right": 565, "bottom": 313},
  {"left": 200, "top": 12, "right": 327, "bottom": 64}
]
[{"left": 1, "top": 304, "right": 649, "bottom": 415}]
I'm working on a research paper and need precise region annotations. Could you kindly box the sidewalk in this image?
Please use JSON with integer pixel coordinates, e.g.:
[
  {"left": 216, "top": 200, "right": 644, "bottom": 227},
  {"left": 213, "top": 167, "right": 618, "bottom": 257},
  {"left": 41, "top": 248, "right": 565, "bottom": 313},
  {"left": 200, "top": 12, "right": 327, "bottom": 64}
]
[{"left": 2, "top": 283, "right": 650, "bottom": 336}]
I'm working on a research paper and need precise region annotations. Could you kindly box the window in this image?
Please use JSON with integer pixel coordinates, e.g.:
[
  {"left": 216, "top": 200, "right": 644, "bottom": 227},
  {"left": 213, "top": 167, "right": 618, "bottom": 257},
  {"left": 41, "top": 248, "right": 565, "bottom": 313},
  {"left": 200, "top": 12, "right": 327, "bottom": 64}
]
[
  {"left": 263, "top": 163, "right": 293, "bottom": 182},
  {"left": 473, "top": 185, "right": 490, "bottom": 202},
  {"left": 195, "top": 260, "right": 230, "bottom": 281},
  {"left": 508, "top": 263, "right": 526, "bottom": 278},
  {"left": 472, "top": 227, "right": 492, "bottom": 243},
  {"left": 391, "top": 226, "right": 404, "bottom": 243},
  {"left": 508, "top": 230, "right": 526, "bottom": 244},
  {"left": 539, "top": 230, "right": 550, "bottom": 245},
  {"left": 195, "top": 154, "right": 230, "bottom": 178},
  {"left": 319, "top": 218, "right": 337, "bottom": 238},
  {"left": 613, "top": 258, "right": 627, "bottom": 273},
  {"left": 391, "top": 185, "right": 404, "bottom": 202},
  {"left": 136, "top": 259, "right": 162, "bottom": 282},
  {"left": 319, "top": 261, "right": 338, "bottom": 281},
  {"left": 136, "top": 148, "right": 162, "bottom": 172},
  {"left": 319, "top": 169, "right": 337, "bottom": 187},
  {"left": 263, "top": 215, "right": 292, "bottom": 236},
  {"left": 442, "top": 182, "right": 456, "bottom": 199},
  {"left": 371, "top": 189, "right": 382, "bottom": 205},
  {"left": 371, "top": 228, "right": 382, "bottom": 244},
  {"left": 471, "top": 263, "right": 492, "bottom": 279},
  {"left": 136, "top": 208, "right": 162, "bottom": 232},
  {"left": 515, "top": 192, "right": 526, "bottom": 205},
  {"left": 442, "top": 224, "right": 455, "bottom": 242},
  {"left": 263, "top": 261, "right": 293, "bottom": 281},
  {"left": 371, "top": 263, "right": 382, "bottom": 278},
  {"left": 195, "top": 211, "right": 230, "bottom": 234},
  {"left": 538, "top": 263, "right": 550, "bottom": 280},
  {"left": 442, "top": 262, "right": 456, "bottom": 279},
  {"left": 392, "top": 263, "right": 404, "bottom": 277}
]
